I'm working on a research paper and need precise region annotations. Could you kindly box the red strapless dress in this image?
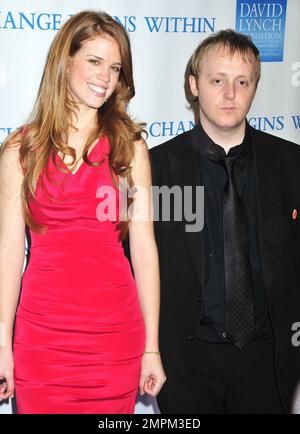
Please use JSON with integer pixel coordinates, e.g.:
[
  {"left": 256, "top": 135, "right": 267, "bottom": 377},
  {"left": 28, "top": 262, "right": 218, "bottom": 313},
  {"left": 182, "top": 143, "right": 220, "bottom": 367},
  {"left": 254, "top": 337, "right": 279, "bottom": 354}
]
[{"left": 13, "top": 136, "right": 145, "bottom": 413}]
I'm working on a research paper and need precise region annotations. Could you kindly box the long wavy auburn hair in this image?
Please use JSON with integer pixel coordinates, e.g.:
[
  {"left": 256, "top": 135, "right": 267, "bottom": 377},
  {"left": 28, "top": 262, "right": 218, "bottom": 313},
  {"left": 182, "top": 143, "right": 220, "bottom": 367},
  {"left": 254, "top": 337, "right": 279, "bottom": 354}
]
[{"left": 1, "top": 10, "right": 145, "bottom": 239}]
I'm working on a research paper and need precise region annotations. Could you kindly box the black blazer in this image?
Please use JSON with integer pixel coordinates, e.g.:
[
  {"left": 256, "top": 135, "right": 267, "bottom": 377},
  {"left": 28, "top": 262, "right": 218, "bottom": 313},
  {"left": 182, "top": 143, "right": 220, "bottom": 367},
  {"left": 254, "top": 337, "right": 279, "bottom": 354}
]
[{"left": 150, "top": 123, "right": 300, "bottom": 413}]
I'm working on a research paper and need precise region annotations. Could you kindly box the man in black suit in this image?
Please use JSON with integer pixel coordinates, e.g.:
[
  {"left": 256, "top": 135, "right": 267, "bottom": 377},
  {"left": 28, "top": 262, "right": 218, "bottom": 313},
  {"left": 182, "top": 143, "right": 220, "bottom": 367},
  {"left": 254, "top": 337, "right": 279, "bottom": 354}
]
[{"left": 151, "top": 29, "right": 300, "bottom": 414}]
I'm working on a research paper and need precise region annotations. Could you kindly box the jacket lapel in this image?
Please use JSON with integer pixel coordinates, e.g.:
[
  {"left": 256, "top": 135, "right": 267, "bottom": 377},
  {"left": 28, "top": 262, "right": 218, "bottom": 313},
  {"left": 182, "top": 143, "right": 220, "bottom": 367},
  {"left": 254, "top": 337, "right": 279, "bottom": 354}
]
[
  {"left": 167, "top": 128, "right": 206, "bottom": 291},
  {"left": 252, "top": 128, "right": 283, "bottom": 295}
]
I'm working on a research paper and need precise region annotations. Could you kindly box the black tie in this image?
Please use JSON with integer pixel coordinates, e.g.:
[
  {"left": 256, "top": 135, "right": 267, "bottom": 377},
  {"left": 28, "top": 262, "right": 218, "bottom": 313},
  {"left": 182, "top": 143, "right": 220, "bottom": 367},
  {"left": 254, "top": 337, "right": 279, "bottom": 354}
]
[{"left": 222, "top": 156, "right": 255, "bottom": 349}]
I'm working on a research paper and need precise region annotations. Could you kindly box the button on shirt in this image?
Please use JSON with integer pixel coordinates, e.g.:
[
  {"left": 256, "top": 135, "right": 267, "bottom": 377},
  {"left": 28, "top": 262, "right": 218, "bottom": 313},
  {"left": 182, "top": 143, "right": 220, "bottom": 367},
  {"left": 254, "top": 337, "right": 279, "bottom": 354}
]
[{"left": 194, "top": 122, "right": 273, "bottom": 343}]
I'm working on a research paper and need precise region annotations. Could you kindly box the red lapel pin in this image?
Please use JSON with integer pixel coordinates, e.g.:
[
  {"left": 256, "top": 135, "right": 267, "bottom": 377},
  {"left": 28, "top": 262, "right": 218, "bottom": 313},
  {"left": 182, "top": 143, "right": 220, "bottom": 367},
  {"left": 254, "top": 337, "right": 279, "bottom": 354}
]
[{"left": 292, "top": 209, "right": 297, "bottom": 220}]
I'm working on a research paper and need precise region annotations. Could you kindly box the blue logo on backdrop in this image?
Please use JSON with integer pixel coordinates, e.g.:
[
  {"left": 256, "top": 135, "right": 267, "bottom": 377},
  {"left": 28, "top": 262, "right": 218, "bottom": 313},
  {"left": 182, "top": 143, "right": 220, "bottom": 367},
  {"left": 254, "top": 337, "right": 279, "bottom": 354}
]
[
  {"left": 235, "top": 0, "right": 287, "bottom": 62},
  {"left": 1, "top": 117, "right": 299, "bottom": 145},
  {"left": 0, "top": 127, "right": 14, "bottom": 144},
  {"left": 143, "top": 17, "right": 215, "bottom": 33},
  {"left": 248, "top": 115, "right": 300, "bottom": 133},
  {"left": 248, "top": 116, "right": 284, "bottom": 131},
  {"left": 0, "top": 12, "right": 137, "bottom": 31},
  {"left": 291, "top": 115, "right": 300, "bottom": 130},
  {"left": 0, "top": 12, "right": 63, "bottom": 30},
  {"left": 0, "top": 12, "right": 215, "bottom": 33},
  {"left": 147, "top": 121, "right": 195, "bottom": 138}
]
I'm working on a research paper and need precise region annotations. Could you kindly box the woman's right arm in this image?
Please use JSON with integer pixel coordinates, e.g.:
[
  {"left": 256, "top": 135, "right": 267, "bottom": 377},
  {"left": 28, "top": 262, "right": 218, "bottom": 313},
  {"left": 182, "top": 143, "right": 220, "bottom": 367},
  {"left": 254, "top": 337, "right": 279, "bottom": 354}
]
[{"left": 0, "top": 136, "right": 26, "bottom": 400}]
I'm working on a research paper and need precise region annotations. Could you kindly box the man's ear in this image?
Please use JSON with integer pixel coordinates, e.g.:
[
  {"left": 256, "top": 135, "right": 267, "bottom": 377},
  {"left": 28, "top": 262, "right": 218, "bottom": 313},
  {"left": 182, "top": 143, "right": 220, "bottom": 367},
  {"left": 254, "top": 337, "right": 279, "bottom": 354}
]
[{"left": 189, "top": 74, "right": 199, "bottom": 98}]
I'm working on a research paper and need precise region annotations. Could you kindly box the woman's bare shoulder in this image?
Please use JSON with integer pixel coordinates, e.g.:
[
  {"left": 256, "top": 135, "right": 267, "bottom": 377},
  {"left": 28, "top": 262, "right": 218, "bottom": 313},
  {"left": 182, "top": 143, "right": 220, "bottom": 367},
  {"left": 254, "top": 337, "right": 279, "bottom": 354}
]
[{"left": 0, "top": 130, "right": 24, "bottom": 177}]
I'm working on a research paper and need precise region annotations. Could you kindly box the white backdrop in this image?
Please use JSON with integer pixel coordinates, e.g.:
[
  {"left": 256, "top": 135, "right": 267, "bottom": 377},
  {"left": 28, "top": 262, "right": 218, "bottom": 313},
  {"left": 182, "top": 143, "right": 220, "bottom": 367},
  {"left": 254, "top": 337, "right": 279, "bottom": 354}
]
[{"left": 0, "top": 0, "right": 299, "bottom": 415}]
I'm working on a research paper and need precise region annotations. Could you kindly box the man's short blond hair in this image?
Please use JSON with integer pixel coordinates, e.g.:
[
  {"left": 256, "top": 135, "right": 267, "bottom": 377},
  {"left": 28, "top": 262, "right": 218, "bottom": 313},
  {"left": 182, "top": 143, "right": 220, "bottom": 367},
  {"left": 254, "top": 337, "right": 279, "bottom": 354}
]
[{"left": 189, "top": 29, "right": 261, "bottom": 85}]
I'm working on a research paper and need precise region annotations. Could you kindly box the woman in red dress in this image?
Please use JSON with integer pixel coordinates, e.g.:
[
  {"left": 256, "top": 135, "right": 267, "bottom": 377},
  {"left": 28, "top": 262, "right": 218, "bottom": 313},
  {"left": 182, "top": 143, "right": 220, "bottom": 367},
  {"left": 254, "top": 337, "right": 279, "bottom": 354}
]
[{"left": 0, "top": 10, "right": 165, "bottom": 413}]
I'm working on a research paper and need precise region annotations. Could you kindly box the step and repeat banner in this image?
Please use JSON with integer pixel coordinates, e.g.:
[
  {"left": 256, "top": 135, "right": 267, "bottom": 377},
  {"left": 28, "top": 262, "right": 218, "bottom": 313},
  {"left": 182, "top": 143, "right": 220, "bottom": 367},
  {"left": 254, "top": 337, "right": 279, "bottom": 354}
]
[{"left": 0, "top": 0, "right": 299, "bottom": 415}]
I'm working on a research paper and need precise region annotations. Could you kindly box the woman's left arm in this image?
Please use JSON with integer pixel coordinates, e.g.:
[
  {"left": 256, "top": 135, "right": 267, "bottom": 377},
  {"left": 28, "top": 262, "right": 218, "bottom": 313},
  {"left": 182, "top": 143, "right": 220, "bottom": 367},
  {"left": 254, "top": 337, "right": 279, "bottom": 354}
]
[{"left": 128, "top": 140, "right": 166, "bottom": 398}]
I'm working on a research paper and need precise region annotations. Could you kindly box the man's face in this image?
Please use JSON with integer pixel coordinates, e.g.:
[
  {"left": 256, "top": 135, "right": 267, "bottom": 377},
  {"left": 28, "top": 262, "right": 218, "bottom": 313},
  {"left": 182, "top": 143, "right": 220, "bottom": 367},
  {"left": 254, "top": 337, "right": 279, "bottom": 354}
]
[{"left": 189, "top": 45, "right": 258, "bottom": 135}]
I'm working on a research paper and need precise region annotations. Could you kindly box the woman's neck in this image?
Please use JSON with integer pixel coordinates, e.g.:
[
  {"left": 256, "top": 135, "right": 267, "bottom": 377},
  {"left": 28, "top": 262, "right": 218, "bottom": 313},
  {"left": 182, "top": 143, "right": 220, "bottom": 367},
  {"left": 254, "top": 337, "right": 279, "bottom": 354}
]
[{"left": 71, "top": 106, "right": 98, "bottom": 132}]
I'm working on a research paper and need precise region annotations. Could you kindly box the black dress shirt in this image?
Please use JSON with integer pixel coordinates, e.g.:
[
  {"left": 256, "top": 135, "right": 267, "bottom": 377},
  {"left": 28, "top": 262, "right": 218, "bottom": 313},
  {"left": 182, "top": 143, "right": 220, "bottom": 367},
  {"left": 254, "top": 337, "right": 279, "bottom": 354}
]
[{"left": 194, "top": 122, "right": 273, "bottom": 343}]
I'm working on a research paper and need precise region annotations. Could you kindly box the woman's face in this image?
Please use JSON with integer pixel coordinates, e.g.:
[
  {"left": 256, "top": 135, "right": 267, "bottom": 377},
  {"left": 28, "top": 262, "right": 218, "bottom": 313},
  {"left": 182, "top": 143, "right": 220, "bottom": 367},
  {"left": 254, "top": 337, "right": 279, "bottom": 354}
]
[{"left": 67, "top": 34, "right": 122, "bottom": 113}]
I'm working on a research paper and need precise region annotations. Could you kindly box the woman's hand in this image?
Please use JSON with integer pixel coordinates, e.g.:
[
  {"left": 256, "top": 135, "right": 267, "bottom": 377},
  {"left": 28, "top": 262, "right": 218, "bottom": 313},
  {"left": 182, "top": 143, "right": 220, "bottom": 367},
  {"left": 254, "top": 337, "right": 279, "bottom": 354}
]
[
  {"left": 139, "top": 352, "right": 166, "bottom": 398},
  {"left": 0, "top": 347, "right": 15, "bottom": 401}
]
